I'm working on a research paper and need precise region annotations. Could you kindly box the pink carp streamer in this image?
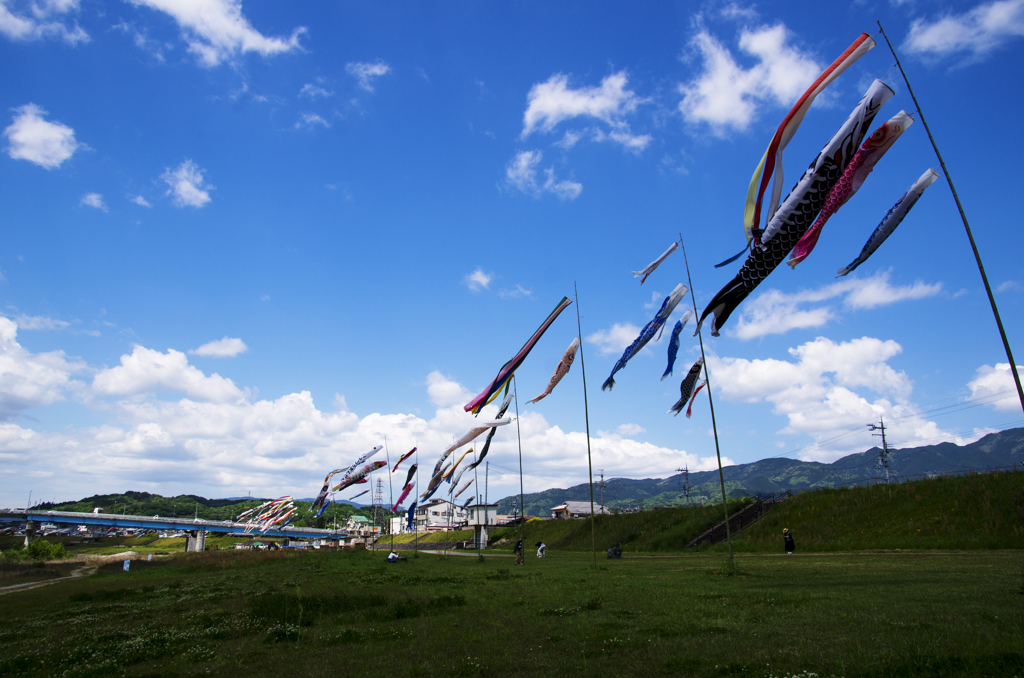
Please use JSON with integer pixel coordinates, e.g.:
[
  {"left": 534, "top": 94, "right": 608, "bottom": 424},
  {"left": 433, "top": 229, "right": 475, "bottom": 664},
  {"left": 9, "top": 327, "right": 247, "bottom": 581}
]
[
  {"left": 788, "top": 111, "right": 913, "bottom": 269},
  {"left": 527, "top": 337, "right": 580, "bottom": 404}
]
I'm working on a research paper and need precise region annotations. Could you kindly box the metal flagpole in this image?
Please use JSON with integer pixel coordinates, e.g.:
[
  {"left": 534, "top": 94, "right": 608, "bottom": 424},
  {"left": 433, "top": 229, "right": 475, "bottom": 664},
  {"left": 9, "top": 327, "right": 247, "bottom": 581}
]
[
  {"left": 513, "top": 375, "right": 526, "bottom": 566},
  {"left": 679, "top": 235, "right": 735, "bottom": 574},
  {"left": 574, "top": 281, "right": 598, "bottom": 570},
  {"left": 877, "top": 21, "right": 1024, "bottom": 416}
]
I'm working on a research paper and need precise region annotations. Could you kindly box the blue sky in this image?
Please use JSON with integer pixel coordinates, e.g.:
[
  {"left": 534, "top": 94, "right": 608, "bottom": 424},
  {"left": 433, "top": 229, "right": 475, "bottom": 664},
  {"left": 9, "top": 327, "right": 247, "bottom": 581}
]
[{"left": 2, "top": 0, "right": 1023, "bottom": 509}]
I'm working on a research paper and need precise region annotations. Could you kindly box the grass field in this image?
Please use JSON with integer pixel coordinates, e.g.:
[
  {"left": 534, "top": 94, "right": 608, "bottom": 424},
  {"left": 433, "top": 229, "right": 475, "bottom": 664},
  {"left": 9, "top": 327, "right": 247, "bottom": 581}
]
[{"left": 2, "top": 547, "right": 1021, "bottom": 677}]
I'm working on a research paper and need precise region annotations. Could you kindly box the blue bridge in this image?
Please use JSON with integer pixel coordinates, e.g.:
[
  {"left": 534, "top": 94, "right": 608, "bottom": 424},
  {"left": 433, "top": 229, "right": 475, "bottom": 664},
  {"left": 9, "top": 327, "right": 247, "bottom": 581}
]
[{"left": 0, "top": 509, "right": 348, "bottom": 549}]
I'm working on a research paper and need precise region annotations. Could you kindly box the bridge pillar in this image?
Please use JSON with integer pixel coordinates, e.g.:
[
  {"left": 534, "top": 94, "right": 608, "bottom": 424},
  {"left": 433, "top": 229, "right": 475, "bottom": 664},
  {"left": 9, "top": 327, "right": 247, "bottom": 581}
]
[
  {"left": 186, "top": 530, "right": 207, "bottom": 552},
  {"left": 24, "top": 520, "right": 37, "bottom": 547}
]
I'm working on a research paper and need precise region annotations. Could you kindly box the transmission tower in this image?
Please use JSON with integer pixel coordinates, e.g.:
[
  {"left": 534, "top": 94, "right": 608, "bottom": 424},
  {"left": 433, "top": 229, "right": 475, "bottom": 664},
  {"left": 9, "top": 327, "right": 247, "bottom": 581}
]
[
  {"left": 676, "top": 466, "right": 691, "bottom": 506},
  {"left": 598, "top": 469, "right": 605, "bottom": 510},
  {"left": 373, "top": 477, "right": 385, "bottom": 530},
  {"left": 867, "top": 417, "right": 893, "bottom": 484}
]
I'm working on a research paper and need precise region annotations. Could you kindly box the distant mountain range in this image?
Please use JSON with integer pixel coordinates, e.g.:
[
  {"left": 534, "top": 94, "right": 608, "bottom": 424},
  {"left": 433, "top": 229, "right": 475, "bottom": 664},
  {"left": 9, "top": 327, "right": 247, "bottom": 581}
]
[{"left": 496, "top": 427, "right": 1024, "bottom": 516}]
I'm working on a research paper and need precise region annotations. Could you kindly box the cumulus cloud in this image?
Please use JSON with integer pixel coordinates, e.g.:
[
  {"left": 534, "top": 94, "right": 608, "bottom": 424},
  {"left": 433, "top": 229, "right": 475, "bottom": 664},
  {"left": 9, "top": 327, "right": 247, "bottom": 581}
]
[
  {"left": 189, "top": 337, "right": 247, "bottom": 358},
  {"left": 463, "top": 268, "right": 492, "bottom": 292},
  {"left": 617, "top": 423, "right": 646, "bottom": 436},
  {"left": 521, "top": 71, "right": 650, "bottom": 152},
  {"left": 0, "top": 317, "right": 84, "bottom": 420},
  {"left": 127, "top": 0, "right": 305, "bottom": 67},
  {"left": 967, "top": 363, "right": 1024, "bottom": 412},
  {"left": 3, "top": 103, "right": 79, "bottom": 169},
  {"left": 92, "top": 345, "right": 247, "bottom": 403},
  {"left": 161, "top": 159, "right": 212, "bottom": 207},
  {"left": 678, "top": 23, "right": 821, "bottom": 133},
  {"left": 0, "top": 0, "right": 88, "bottom": 44},
  {"left": 587, "top": 322, "right": 642, "bottom": 356},
  {"left": 505, "top": 150, "right": 582, "bottom": 200},
  {"left": 904, "top": 0, "right": 1024, "bottom": 62},
  {"left": 731, "top": 271, "right": 943, "bottom": 340},
  {"left": 80, "top": 192, "right": 106, "bottom": 211},
  {"left": 711, "top": 336, "right": 961, "bottom": 461},
  {"left": 997, "top": 280, "right": 1021, "bottom": 293},
  {"left": 426, "top": 371, "right": 473, "bottom": 408},
  {"left": 346, "top": 60, "right": 391, "bottom": 91},
  {"left": 129, "top": 195, "right": 151, "bottom": 207}
]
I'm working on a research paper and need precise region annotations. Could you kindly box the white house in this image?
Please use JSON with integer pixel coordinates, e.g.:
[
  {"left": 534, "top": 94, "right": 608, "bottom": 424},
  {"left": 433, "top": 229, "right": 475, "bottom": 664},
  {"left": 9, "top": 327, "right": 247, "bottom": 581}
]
[
  {"left": 550, "top": 501, "right": 611, "bottom": 519},
  {"left": 414, "top": 499, "right": 467, "bottom": 532}
]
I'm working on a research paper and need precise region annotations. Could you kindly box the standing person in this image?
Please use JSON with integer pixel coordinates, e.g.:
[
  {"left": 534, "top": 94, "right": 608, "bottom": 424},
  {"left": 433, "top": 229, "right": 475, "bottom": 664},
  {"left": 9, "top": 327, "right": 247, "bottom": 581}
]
[
  {"left": 783, "top": 528, "right": 795, "bottom": 555},
  {"left": 513, "top": 538, "right": 524, "bottom": 565},
  {"left": 536, "top": 541, "right": 546, "bottom": 558}
]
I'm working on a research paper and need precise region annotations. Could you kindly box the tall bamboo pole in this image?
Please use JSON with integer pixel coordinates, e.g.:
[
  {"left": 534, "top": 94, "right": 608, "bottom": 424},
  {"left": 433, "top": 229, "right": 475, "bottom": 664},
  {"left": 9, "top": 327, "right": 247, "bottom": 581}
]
[
  {"left": 679, "top": 235, "right": 734, "bottom": 574},
  {"left": 574, "top": 281, "right": 598, "bottom": 570},
  {"left": 877, "top": 21, "right": 1024, "bottom": 415}
]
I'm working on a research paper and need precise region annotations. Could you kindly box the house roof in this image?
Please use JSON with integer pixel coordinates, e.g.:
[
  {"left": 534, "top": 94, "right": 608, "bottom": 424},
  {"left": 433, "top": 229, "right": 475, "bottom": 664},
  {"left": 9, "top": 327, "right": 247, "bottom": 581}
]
[
  {"left": 349, "top": 515, "right": 369, "bottom": 523},
  {"left": 550, "top": 501, "right": 610, "bottom": 515}
]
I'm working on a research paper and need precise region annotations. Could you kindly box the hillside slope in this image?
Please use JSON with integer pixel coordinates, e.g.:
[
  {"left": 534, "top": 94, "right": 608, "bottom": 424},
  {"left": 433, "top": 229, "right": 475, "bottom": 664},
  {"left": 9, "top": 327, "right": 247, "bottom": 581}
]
[{"left": 498, "top": 427, "right": 1024, "bottom": 515}]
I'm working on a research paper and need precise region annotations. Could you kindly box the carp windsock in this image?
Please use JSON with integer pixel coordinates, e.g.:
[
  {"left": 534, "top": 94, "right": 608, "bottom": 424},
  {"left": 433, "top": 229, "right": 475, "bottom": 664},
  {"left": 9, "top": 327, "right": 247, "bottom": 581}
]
[
  {"left": 661, "top": 311, "right": 693, "bottom": 381},
  {"left": 632, "top": 242, "right": 679, "bottom": 284},
  {"left": 392, "top": 481, "right": 415, "bottom": 513},
  {"left": 603, "top": 284, "right": 687, "bottom": 391},
  {"left": 698, "top": 79, "right": 894, "bottom": 336},
  {"left": 528, "top": 337, "right": 580, "bottom": 404},
  {"left": 392, "top": 447, "right": 416, "bottom": 473},
  {"left": 669, "top": 358, "right": 705, "bottom": 417},
  {"left": 466, "top": 392, "right": 513, "bottom": 472},
  {"left": 789, "top": 111, "right": 914, "bottom": 269},
  {"left": 837, "top": 169, "right": 939, "bottom": 277},
  {"left": 464, "top": 296, "right": 572, "bottom": 414}
]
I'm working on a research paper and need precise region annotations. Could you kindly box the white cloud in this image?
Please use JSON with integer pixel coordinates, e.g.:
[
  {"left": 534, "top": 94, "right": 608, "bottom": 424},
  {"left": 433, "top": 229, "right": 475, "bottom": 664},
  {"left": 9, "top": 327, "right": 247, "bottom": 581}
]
[
  {"left": 0, "top": 0, "right": 88, "bottom": 44},
  {"left": 129, "top": 195, "right": 151, "bottom": 207},
  {"left": 300, "top": 82, "right": 333, "bottom": 99},
  {"left": 0, "top": 317, "right": 84, "bottom": 420},
  {"left": 505, "top": 150, "right": 582, "bottom": 200},
  {"left": 617, "top": 423, "right": 646, "bottom": 436},
  {"left": 997, "top": 280, "right": 1021, "bottom": 293},
  {"left": 127, "top": 0, "right": 305, "bottom": 67},
  {"left": 711, "top": 336, "right": 961, "bottom": 460},
  {"left": 3, "top": 103, "right": 79, "bottom": 169},
  {"left": 189, "top": 337, "right": 247, "bottom": 358},
  {"left": 14, "top": 314, "right": 71, "bottom": 330},
  {"left": 904, "top": 0, "right": 1024, "bottom": 62},
  {"left": 731, "top": 271, "right": 943, "bottom": 340},
  {"left": 967, "top": 363, "right": 1024, "bottom": 412},
  {"left": 92, "top": 345, "right": 247, "bottom": 403},
  {"left": 295, "top": 113, "right": 330, "bottom": 129},
  {"left": 587, "top": 322, "right": 641, "bottom": 356},
  {"left": 499, "top": 284, "right": 532, "bottom": 299},
  {"left": 678, "top": 24, "right": 821, "bottom": 133},
  {"left": 346, "top": 60, "right": 391, "bottom": 91},
  {"left": 463, "top": 268, "right": 492, "bottom": 292},
  {"left": 161, "top": 159, "right": 212, "bottom": 208},
  {"left": 80, "top": 192, "right": 107, "bottom": 211},
  {"left": 521, "top": 71, "right": 649, "bottom": 152},
  {"left": 426, "top": 371, "right": 473, "bottom": 408}
]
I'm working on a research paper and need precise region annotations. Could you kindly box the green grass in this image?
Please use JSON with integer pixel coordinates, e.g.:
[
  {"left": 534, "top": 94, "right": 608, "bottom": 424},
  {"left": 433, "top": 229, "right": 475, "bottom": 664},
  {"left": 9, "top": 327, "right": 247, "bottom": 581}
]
[
  {"left": 1, "top": 548, "right": 1021, "bottom": 677},
  {"left": 714, "top": 471, "right": 1024, "bottom": 553}
]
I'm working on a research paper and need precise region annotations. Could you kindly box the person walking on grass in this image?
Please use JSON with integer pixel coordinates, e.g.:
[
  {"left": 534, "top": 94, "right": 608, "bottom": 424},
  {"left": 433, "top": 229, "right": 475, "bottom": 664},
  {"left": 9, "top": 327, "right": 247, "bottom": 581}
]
[
  {"left": 536, "top": 541, "right": 546, "bottom": 558},
  {"left": 783, "top": 528, "right": 795, "bottom": 555},
  {"left": 513, "top": 538, "right": 524, "bottom": 565}
]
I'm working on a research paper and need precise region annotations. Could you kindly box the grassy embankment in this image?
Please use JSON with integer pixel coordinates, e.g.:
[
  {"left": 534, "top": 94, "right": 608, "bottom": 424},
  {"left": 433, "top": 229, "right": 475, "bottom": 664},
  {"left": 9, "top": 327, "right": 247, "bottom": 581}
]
[
  {"left": 1, "top": 547, "right": 1021, "bottom": 677},
  {"left": 392, "top": 471, "right": 1024, "bottom": 554}
]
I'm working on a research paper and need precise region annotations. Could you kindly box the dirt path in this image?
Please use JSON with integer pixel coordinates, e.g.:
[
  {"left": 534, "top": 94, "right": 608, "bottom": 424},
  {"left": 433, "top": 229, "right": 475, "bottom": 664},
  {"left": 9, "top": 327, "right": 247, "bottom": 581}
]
[
  {"left": 0, "top": 564, "right": 96, "bottom": 596},
  {"left": 417, "top": 550, "right": 514, "bottom": 558}
]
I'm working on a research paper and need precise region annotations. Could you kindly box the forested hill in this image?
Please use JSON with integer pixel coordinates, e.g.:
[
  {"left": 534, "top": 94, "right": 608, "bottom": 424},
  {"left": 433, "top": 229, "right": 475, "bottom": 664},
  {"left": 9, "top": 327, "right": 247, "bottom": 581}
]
[{"left": 497, "top": 427, "right": 1024, "bottom": 516}]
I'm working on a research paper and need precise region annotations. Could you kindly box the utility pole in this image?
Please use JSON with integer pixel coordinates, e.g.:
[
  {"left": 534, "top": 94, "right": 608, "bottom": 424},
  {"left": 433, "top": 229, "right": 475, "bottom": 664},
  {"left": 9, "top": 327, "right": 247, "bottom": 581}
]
[
  {"left": 867, "top": 417, "right": 892, "bottom": 484},
  {"left": 485, "top": 461, "right": 489, "bottom": 506}
]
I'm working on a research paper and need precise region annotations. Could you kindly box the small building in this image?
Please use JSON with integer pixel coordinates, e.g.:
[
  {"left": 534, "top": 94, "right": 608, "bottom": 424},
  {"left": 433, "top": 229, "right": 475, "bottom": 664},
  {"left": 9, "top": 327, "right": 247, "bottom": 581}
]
[
  {"left": 465, "top": 503, "right": 498, "bottom": 549},
  {"left": 550, "top": 501, "right": 611, "bottom": 519}
]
